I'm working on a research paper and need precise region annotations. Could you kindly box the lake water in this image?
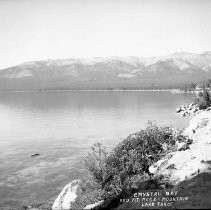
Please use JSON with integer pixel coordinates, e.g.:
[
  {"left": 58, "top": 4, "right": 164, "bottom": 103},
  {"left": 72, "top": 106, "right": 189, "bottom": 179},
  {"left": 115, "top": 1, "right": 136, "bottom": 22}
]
[{"left": 0, "top": 91, "right": 193, "bottom": 208}]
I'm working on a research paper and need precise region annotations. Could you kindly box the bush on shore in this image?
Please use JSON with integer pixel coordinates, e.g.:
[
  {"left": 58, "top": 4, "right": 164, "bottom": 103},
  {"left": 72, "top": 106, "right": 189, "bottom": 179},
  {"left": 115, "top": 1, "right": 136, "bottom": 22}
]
[
  {"left": 195, "top": 88, "right": 211, "bottom": 110},
  {"left": 83, "top": 122, "right": 183, "bottom": 203}
]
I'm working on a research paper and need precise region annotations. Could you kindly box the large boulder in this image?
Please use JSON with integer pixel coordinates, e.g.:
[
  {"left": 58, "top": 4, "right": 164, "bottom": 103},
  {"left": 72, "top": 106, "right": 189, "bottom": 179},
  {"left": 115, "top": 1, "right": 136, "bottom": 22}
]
[
  {"left": 149, "top": 110, "right": 211, "bottom": 184},
  {"left": 52, "top": 179, "right": 81, "bottom": 210},
  {"left": 183, "top": 110, "right": 211, "bottom": 142}
]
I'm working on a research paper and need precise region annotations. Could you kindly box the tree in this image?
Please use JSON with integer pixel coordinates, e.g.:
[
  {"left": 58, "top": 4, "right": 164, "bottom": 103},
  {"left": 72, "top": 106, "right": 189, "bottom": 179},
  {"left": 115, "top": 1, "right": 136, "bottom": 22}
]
[{"left": 195, "top": 88, "right": 211, "bottom": 109}]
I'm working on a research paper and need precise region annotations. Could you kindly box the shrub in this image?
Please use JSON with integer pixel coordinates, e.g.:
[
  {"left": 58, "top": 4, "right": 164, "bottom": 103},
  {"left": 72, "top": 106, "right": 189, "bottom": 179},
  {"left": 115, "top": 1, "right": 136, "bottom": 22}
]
[
  {"left": 195, "top": 88, "right": 211, "bottom": 109},
  {"left": 101, "top": 122, "right": 179, "bottom": 196},
  {"left": 84, "top": 142, "right": 109, "bottom": 188},
  {"left": 84, "top": 122, "right": 181, "bottom": 201}
]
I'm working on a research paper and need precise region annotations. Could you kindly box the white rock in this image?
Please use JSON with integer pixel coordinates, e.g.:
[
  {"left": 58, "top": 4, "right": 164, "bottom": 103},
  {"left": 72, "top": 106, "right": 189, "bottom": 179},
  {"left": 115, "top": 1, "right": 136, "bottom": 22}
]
[
  {"left": 52, "top": 179, "right": 81, "bottom": 210},
  {"left": 149, "top": 158, "right": 169, "bottom": 174},
  {"left": 183, "top": 110, "right": 211, "bottom": 141},
  {"left": 154, "top": 110, "right": 211, "bottom": 184},
  {"left": 176, "top": 108, "right": 181, "bottom": 113},
  {"left": 206, "top": 107, "right": 211, "bottom": 111},
  {"left": 84, "top": 200, "right": 104, "bottom": 209},
  {"left": 176, "top": 141, "right": 189, "bottom": 151}
]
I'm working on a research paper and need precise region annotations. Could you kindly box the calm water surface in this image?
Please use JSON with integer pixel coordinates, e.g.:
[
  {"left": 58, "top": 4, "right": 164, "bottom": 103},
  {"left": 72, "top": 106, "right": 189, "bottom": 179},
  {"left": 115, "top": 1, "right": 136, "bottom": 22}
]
[{"left": 0, "top": 91, "right": 193, "bottom": 208}]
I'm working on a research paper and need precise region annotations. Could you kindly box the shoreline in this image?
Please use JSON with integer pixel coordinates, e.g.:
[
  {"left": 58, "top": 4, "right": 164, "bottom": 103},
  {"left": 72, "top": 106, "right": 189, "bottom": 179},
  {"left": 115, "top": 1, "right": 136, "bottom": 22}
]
[
  {"left": 51, "top": 109, "right": 211, "bottom": 209},
  {"left": 0, "top": 89, "right": 192, "bottom": 93}
]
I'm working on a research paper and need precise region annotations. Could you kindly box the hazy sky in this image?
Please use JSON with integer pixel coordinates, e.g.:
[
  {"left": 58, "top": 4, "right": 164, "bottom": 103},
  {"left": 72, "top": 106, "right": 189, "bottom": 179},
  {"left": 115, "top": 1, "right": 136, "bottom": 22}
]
[{"left": 0, "top": 0, "right": 211, "bottom": 69}]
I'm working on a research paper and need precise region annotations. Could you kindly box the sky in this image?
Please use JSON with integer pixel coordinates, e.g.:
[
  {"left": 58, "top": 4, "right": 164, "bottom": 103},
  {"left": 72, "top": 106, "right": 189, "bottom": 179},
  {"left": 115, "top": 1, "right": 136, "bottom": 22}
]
[{"left": 0, "top": 0, "right": 211, "bottom": 69}]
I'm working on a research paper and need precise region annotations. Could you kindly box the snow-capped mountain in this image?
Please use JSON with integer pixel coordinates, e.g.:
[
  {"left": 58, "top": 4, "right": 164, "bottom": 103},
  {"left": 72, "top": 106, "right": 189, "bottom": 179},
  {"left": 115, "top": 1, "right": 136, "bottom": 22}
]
[{"left": 0, "top": 52, "right": 211, "bottom": 90}]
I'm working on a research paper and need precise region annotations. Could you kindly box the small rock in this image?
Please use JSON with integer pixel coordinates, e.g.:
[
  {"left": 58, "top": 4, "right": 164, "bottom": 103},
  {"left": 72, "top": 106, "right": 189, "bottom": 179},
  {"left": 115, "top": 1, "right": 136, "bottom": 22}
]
[
  {"left": 182, "top": 112, "right": 186, "bottom": 117},
  {"left": 206, "top": 107, "right": 211, "bottom": 111},
  {"left": 176, "top": 108, "right": 181, "bottom": 113},
  {"left": 149, "top": 158, "right": 169, "bottom": 174},
  {"left": 193, "top": 108, "right": 197, "bottom": 113},
  {"left": 177, "top": 142, "right": 189, "bottom": 151},
  {"left": 31, "top": 153, "right": 40, "bottom": 157}
]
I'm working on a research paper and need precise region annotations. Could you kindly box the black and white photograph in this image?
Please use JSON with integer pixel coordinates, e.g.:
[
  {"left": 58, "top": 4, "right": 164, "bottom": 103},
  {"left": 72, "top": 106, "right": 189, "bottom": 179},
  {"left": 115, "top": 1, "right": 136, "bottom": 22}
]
[{"left": 0, "top": 0, "right": 211, "bottom": 209}]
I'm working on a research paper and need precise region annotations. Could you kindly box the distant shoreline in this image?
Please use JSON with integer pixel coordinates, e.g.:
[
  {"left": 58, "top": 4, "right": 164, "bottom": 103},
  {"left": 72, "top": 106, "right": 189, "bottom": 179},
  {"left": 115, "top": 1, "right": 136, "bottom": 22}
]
[{"left": 0, "top": 89, "right": 192, "bottom": 93}]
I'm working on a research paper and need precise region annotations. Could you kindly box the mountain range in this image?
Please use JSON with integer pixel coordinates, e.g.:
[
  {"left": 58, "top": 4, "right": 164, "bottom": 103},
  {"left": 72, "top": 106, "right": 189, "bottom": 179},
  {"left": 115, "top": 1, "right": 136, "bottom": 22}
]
[{"left": 0, "top": 52, "right": 211, "bottom": 90}]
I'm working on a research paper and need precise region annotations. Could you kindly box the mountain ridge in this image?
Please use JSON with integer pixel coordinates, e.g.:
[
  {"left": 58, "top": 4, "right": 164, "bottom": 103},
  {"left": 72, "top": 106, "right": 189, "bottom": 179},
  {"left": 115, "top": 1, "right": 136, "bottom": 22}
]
[
  {"left": 2, "top": 51, "right": 211, "bottom": 70},
  {"left": 0, "top": 52, "right": 211, "bottom": 90}
]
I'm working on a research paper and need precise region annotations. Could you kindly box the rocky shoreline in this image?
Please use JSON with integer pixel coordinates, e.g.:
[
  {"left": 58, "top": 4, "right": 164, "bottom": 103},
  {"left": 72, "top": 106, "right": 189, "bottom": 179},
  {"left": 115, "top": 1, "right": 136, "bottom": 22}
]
[
  {"left": 149, "top": 110, "right": 211, "bottom": 184},
  {"left": 51, "top": 109, "right": 211, "bottom": 209},
  {"left": 176, "top": 103, "right": 211, "bottom": 117},
  {"left": 176, "top": 103, "right": 200, "bottom": 117}
]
